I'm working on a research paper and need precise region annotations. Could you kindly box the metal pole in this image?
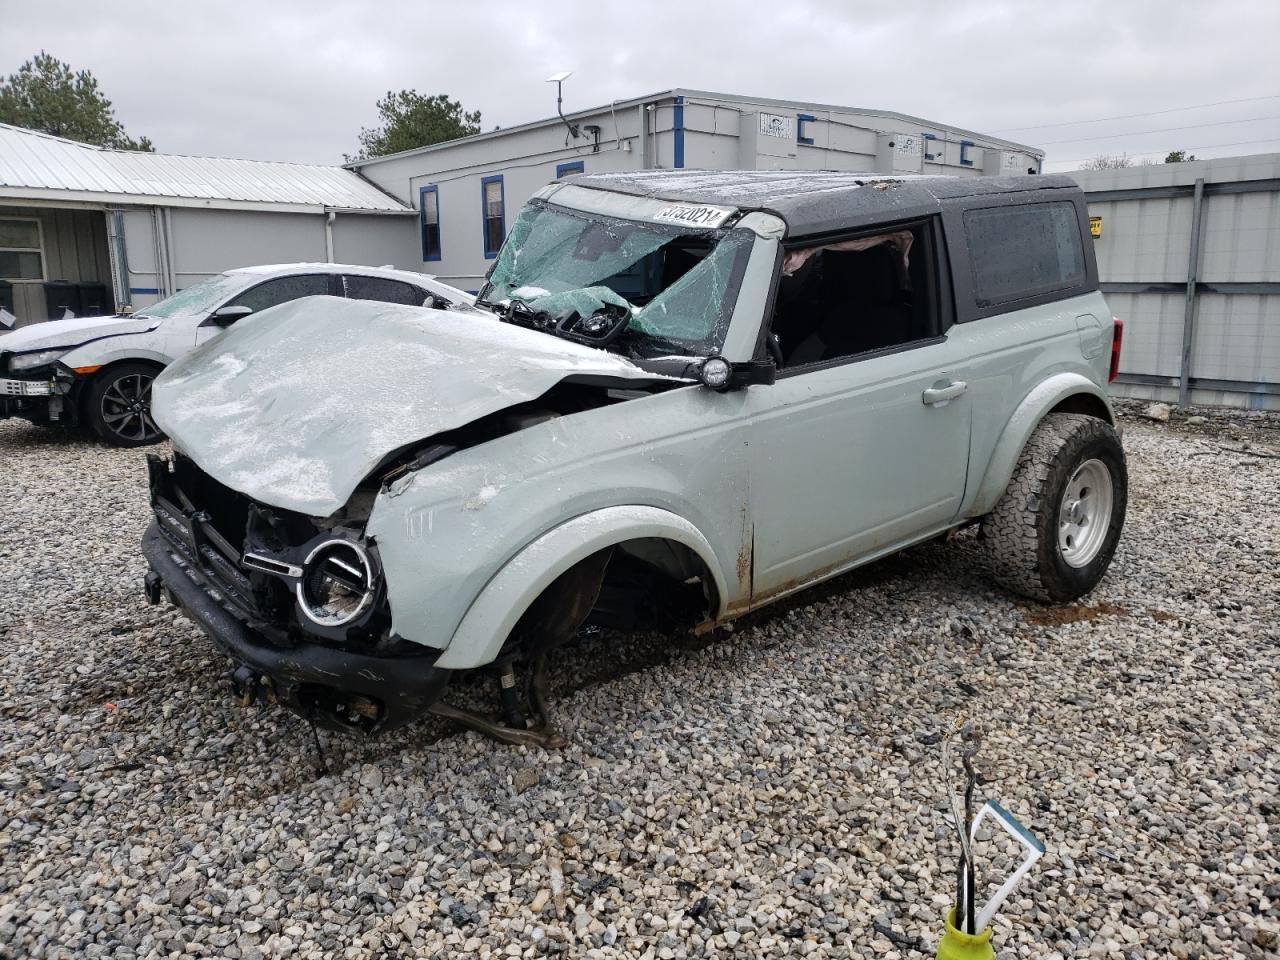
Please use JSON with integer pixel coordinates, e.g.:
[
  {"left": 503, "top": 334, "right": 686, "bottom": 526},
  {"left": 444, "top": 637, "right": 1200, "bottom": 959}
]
[{"left": 1179, "top": 177, "right": 1205, "bottom": 407}]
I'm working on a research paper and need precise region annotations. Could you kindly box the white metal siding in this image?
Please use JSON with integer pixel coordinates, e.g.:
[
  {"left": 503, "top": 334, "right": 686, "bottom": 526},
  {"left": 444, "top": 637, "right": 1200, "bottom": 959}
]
[{"left": 354, "top": 90, "right": 1037, "bottom": 287}]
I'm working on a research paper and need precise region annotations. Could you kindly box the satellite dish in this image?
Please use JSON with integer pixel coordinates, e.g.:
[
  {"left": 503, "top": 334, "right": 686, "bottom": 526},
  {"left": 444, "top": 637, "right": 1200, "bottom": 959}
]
[{"left": 545, "top": 71, "right": 579, "bottom": 139}]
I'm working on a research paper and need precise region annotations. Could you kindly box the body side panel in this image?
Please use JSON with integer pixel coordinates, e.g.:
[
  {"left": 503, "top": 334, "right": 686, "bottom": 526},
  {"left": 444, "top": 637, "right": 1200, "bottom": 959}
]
[
  {"left": 59, "top": 329, "right": 179, "bottom": 369},
  {"left": 365, "top": 384, "right": 753, "bottom": 653},
  {"left": 944, "top": 290, "right": 1114, "bottom": 519}
]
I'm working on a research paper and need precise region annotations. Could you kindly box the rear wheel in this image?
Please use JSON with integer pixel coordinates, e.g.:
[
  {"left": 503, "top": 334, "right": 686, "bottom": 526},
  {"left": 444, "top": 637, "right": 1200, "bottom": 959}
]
[
  {"left": 85, "top": 361, "right": 165, "bottom": 447},
  {"left": 982, "top": 413, "right": 1127, "bottom": 602}
]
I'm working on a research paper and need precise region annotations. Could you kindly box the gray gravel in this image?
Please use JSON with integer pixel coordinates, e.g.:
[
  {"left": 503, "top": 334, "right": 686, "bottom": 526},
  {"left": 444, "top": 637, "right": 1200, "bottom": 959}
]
[{"left": 1, "top": 410, "right": 1277, "bottom": 960}]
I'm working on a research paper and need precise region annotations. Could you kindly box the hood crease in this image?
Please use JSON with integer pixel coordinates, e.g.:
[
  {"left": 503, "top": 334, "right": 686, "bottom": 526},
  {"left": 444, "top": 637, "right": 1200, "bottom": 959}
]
[{"left": 152, "top": 295, "right": 668, "bottom": 516}]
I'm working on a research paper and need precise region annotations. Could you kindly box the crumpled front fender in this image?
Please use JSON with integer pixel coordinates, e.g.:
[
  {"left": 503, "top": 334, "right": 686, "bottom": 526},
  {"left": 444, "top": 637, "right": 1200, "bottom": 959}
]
[{"left": 436, "top": 506, "right": 729, "bottom": 670}]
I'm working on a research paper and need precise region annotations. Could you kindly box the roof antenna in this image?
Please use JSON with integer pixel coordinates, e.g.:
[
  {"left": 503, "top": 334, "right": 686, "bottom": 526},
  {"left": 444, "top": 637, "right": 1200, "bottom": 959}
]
[{"left": 545, "top": 72, "right": 579, "bottom": 140}]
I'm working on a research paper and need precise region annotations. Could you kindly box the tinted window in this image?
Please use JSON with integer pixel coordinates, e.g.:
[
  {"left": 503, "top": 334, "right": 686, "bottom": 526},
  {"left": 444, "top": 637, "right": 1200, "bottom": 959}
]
[
  {"left": 228, "top": 274, "right": 331, "bottom": 313},
  {"left": 482, "top": 176, "right": 505, "bottom": 258},
  {"left": 344, "top": 275, "right": 423, "bottom": 306},
  {"left": 420, "top": 184, "right": 441, "bottom": 261},
  {"left": 963, "top": 201, "right": 1084, "bottom": 307}
]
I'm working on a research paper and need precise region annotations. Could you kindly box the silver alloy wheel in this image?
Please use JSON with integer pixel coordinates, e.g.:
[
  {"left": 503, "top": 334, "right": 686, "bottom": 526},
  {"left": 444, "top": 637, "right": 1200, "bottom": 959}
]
[
  {"left": 100, "top": 372, "right": 160, "bottom": 443},
  {"left": 1058, "top": 458, "right": 1114, "bottom": 568}
]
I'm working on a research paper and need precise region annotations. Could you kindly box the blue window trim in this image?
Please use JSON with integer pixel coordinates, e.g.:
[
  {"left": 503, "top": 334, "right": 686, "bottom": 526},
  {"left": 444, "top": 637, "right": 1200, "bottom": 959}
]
[
  {"left": 923, "top": 133, "right": 938, "bottom": 161},
  {"left": 960, "top": 139, "right": 975, "bottom": 167},
  {"left": 796, "top": 113, "right": 816, "bottom": 146},
  {"left": 418, "top": 184, "right": 441, "bottom": 263},
  {"left": 556, "top": 160, "right": 584, "bottom": 177},
  {"left": 480, "top": 174, "right": 505, "bottom": 260},
  {"left": 672, "top": 96, "right": 685, "bottom": 169}
]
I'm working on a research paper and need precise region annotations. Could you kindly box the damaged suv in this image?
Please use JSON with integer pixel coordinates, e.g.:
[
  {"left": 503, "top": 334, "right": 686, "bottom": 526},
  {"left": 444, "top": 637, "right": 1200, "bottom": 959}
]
[{"left": 141, "top": 171, "right": 1126, "bottom": 742}]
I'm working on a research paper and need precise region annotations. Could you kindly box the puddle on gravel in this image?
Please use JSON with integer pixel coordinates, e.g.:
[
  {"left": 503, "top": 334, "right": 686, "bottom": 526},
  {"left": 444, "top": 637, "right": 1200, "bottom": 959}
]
[{"left": 1021, "top": 600, "right": 1129, "bottom": 627}]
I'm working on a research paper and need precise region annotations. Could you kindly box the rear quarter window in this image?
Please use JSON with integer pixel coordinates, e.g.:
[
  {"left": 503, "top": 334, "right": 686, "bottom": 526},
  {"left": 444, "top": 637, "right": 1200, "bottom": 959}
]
[
  {"left": 344, "top": 275, "right": 423, "bottom": 306},
  {"left": 963, "top": 201, "right": 1085, "bottom": 307}
]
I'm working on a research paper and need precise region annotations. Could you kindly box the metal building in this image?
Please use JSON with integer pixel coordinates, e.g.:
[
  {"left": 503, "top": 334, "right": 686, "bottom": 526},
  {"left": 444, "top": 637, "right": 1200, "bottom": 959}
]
[
  {"left": 0, "top": 123, "right": 416, "bottom": 327},
  {"left": 349, "top": 88, "right": 1043, "bottom": 292},
  {"left": 1070, "top": 154, "right": 1280, "bottom": 411}
]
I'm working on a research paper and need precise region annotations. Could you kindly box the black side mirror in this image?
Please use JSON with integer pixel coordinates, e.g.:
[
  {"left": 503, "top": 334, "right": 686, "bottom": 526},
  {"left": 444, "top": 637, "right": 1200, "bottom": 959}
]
[
  {"left": 209, "top": 304, "right": 254, "bottom": 327},
  {"left": 699, "top": 357, "right": 776, "bottom": 392}
]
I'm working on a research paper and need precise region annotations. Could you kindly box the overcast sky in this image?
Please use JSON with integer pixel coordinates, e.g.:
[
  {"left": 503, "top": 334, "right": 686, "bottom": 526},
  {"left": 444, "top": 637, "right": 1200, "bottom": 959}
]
[{"left": 3, "top": 0, "right": 1278, "bottom": 171}]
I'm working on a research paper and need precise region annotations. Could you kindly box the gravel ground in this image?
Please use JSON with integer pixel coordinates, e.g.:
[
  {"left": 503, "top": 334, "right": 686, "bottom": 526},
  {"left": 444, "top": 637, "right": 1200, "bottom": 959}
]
[{"left": 1, "top": 409, "right": 1277, "bottom": 960}]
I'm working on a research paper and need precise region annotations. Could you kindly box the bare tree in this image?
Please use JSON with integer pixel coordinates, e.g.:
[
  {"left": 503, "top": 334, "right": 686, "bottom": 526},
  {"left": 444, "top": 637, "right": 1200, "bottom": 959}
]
[{"left": 1080, "top": 153, "right": 1136, "bottom": 170}]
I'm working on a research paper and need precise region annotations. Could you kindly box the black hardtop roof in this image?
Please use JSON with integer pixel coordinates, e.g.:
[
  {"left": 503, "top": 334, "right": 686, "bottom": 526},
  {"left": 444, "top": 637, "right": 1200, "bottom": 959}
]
[{"left": 563, "top": 170, "right": 1082, "bottom": 238}]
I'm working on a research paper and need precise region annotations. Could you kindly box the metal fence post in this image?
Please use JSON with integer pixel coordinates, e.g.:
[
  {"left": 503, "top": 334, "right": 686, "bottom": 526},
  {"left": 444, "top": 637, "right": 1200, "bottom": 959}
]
[{"left": 1179, "top": 177, "right": 1205, "bottom": 407}]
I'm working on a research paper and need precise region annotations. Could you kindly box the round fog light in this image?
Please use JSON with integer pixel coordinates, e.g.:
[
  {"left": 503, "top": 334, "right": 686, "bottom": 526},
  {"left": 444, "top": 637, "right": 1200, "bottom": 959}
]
[
  {"left": 700, "top": 357, "right": 731, "bottom": 390},
  {"left": 297, "top": 539, "right": 376, "bottom": 627}
]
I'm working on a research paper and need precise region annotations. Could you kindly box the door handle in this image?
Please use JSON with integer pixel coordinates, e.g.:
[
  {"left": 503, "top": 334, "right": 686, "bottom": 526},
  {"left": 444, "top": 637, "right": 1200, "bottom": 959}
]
[{"left": 922, "top": 380, "right": 967, "bottom": 406}]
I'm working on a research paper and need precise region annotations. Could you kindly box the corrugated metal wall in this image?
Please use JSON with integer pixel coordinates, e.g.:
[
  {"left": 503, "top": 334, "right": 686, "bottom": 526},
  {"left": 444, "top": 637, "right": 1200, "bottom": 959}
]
[
  {"left": 0, "top": 204, "right": 114, "bottom": 325},
  {"left": 1070, "top": 154, "right": 1280, "bottom": 410}
]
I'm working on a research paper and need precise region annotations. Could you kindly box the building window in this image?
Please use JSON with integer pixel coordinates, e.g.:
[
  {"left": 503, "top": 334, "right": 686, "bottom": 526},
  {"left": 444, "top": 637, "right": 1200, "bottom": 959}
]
[
  {"left": 0, "top": 218, "right": 44, "bottom": 280},
  {"left": 419, "top": 184, "right": 441, "bottom": 262},
  {"left": 556, "top": 160, "right": 585, "bottom": 178},
  {"left": 481, "top": 175, "right": 505, "bottom": 258}
]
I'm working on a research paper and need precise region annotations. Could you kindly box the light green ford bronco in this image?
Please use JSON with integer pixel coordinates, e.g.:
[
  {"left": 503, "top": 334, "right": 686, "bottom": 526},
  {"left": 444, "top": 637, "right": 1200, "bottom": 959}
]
[{"left": 142, "top": 170, "right": 1126, "bottom": 743}]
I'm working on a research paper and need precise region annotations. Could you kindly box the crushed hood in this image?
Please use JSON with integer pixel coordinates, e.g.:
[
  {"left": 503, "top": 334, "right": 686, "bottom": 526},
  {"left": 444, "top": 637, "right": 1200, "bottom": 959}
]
[
  {"left": 0, "top": 314, "right": 159, "bottom": 353},
  {"left": 152, "top": 295, "right": 674, "bottom": 516}
]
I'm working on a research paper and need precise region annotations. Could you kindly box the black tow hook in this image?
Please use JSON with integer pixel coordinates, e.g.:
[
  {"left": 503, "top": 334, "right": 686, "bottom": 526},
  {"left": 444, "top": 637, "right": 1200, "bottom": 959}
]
[
  {"left": 229, "top": 664, "right": 263, "bottom": 707},
  {"left": 143, "top": 570, "right": 162, "bottom": 605}
]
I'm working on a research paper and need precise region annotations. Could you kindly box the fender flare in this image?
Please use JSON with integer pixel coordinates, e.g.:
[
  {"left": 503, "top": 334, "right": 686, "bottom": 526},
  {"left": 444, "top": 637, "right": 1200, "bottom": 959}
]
[
  {"left": 968, "top": 372, "right": 1115, "bottom": 518},
  {"left": 436, "top": 506, "right": 729, "bottom": 670}
]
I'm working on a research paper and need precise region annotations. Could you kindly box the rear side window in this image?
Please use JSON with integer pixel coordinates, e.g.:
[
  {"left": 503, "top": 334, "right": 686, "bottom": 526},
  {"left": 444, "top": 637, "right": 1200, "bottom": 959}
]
[
  {"left": 227, "top": 274, "right": 332, "bottom": 313},
  {"left": 343, "top": 275, "right": 423, "bottom": 306},
  {"left": 963, "top": 201, "right": 1084, "bottom": 307}
]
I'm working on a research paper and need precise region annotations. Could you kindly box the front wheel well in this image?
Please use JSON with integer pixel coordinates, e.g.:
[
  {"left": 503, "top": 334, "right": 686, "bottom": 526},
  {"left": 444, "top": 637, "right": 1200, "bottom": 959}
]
[
  {"left": 78, "top": 357, "right": 165, "bottom": 415},
  {"left": 502, "top": 536, "right": 722, "bottom": 660},
  {"left": 598, "top": 537, "right": 721, "bottom": 625},
  {"left": 1048, "top": 392, "right": 1113, "bottom": 425}
]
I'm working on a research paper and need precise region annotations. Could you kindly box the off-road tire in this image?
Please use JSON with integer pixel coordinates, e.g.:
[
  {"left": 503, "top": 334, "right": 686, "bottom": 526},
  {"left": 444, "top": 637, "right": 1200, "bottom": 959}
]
[
  {"left": 982, "top": 413, "right": 1127, "bottom": 603},
  {"left": 84, "top": 361, "right": 165, "bottom": 447}
]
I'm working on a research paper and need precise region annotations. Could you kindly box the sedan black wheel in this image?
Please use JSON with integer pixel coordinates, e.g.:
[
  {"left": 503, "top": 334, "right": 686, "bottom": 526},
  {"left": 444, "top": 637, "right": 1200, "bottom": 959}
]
[{"left": 85, "top": 362, "right": 165, "bottom": 447}]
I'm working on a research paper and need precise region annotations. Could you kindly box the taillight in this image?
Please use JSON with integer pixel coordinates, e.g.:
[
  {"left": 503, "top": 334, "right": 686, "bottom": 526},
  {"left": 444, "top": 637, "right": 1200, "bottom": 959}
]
[{"left": 1109, "top": 317, "right": 1123, "bottom": 383}]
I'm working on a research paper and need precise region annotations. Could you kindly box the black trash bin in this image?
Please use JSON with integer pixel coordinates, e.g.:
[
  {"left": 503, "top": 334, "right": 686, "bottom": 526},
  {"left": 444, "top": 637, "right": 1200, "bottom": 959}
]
[
  {"left": 77, "top": 281, "right": 109, "bottom": 316},
  {"left": 43, "top": 280, "right": 82, "bottom": 319},
  {"left": 0, "top": 279, "right": 13, "bottom": 314}
]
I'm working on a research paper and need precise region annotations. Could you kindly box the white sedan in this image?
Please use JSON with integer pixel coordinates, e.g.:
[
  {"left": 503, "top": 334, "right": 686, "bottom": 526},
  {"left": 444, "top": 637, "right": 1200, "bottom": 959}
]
[{"left": 0, "top": 263, "right": 475, "bottom": 446}]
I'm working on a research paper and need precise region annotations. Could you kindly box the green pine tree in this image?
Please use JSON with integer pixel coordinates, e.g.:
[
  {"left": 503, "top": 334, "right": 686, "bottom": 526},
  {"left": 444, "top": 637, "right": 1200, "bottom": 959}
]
[
  {"left": 347, "top": 91, "right": 481, "bottom": 161},
  {"left": 0, "top": 52, "right": 153, "bottom": 151}
]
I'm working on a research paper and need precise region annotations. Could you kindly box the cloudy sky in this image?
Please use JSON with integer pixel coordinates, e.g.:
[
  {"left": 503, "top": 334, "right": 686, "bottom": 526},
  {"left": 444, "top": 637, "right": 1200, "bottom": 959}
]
[{"left": 3, "top": 0, "right": 1278, "bottom": 171}]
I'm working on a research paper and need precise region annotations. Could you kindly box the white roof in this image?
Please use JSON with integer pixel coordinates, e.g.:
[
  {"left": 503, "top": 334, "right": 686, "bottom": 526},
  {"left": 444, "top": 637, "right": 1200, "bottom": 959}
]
[{"left": 0, "top": 123, "right": 411, "bottom": 214}]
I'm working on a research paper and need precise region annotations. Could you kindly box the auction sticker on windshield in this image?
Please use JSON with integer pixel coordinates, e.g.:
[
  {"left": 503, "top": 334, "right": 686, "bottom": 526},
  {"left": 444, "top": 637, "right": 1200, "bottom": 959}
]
[{"left": 651, "top": 204, "right": 735, "bottom": 229}]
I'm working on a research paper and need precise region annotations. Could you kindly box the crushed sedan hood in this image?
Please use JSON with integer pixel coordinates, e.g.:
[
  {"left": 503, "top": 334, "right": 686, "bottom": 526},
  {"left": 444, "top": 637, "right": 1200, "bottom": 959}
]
[
  {"left": 0, "top": 314, "right": 159, "bottom": 352},
  {"left": 152, "top": 295, "right": 676, "bottom": 516}
]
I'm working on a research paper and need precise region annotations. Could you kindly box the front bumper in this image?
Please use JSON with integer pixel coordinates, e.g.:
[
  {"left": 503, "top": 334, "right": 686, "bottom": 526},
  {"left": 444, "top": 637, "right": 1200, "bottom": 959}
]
[
  {"left": 0, "top": 377, "right": 61, "bottom": 423},
  {"left": 142, "top": 522, "right": 452, "bottom": 733},
  {"left": 0, "top": 376, "right": 54, "bottom": 396}
]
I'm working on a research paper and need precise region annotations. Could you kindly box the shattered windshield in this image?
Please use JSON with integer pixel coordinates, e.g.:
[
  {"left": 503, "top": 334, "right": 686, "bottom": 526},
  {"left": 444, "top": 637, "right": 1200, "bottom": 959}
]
[
  {"left": 138, "top": 272, "right": 256, "bottom": 319},
  {"left": 479, "top": 201, "right": 752, "bottom": 359}
]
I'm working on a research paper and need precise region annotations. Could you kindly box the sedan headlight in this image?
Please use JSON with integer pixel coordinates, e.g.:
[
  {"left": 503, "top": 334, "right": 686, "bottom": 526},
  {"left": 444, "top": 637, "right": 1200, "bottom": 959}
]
[{"left": 9, "top": 349, "right": 69, "bottom": 372}]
